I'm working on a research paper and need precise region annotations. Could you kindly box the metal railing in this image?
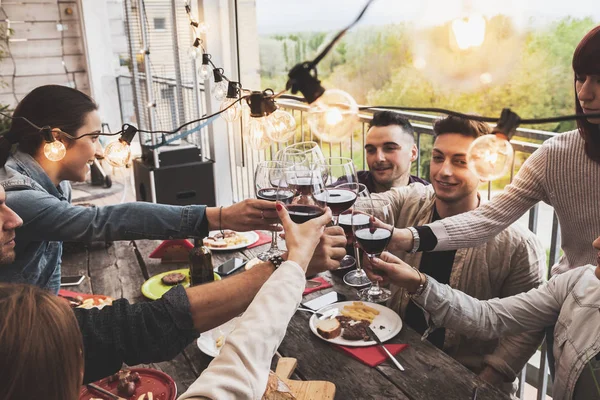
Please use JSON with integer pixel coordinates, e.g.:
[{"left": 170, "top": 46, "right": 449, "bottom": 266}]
[
  {"left": 116, "top": 75, "right": 211, "bottom": 159},
  {"left": 229, "top": 99, "right": 558, "bottom": 400}
]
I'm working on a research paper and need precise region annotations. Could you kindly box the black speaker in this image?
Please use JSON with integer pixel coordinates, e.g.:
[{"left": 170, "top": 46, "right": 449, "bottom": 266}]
[{"left": 133, "top": 156, "right": 216, "bottom": 207}]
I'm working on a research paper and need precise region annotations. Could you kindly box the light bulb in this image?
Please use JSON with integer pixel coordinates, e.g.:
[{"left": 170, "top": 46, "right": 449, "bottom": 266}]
[
  {"left": 307, "top": 89, "right": 359, "bottom": 143},
  {"left": 188, "top": 46, "right": 201, "bottom": 60},
  {"left": 198, "top": 64, "right": 211, "bottom": 80},
  {"left": 267, "top": 109, "right": 296, "bottom": 143},
  {"left": 104, "top": 139, "right": 132, "bottom": 167},
  {"left": 412, "top": 0, "right": 525, "bottom": 91},
  {"left": 197, "top": 22, "right": 209, "bottom": 34},
  {"left": 451, "top": 15, "right": 486, "bottom": 50},
  {"left": 247, "top": 117, "right": 274, "bottom": 150},
  {"left": 467, "top": 134, "right": 514, "bottom": 180},
  {"left": 43, "top": 141, "right": 66, "bottom": 162},
  {"left": 212, "top": 81, "right": 228, "bottom": 101},
  {"left": 220, "top": 98, "right": 242, "bottom": 122}
]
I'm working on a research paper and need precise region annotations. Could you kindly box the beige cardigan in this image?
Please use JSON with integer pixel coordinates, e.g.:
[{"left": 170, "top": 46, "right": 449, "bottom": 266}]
[
  {"left": 178, "top": 260, "right": 305, "bottom": 400},
  {"left": 375, "top": 184, "right": 546, "bottom": 382}
]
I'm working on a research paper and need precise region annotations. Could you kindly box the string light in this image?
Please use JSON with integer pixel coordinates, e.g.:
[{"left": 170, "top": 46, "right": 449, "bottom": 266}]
[
  {"left": 220, "top": 81, "right": 242, "bottom": 122},
  {"left": 267, "top": 108, "right": 296, "bottom": 143},
  {"left": 42, "top": 129, "right": 66, "bottom": 162},
  {"left": 104, "top": 125, "right": 138, "bottom": 167},
  {"left": 198, "top": 53, "right": 211, "bottom": 80},
  {"left": 212, "top": 68, "right": 228, "bottom": 101},
  {"left": 188, "top": 37, "right": 202, "bottom": 60},
  {"left": 466, "top": 108, "right": 518, "bottom": 180},
  {"left": 246, "top": 91, "right": 277, "bottom": 150}
]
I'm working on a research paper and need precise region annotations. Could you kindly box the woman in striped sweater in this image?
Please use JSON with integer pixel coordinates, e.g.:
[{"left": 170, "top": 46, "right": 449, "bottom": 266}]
[{"left": 390, "top": 25, "right": 600, "bottom": 278}]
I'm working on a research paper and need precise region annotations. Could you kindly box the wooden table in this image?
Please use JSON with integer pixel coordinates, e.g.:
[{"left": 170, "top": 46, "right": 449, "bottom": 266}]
[{"left": 62, "top": 237, "right": 508, "bottom": 400}]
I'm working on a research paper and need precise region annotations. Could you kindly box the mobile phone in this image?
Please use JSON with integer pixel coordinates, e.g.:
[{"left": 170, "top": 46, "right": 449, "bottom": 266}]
[
  {"left": 214, "top": 257, "right": 247, "bottom": 276},
  {"left": 60, "top": 275, "right": 86, "bottom": 287},
  {"left": 302, "top": 291, "right": 346, "bottom": 311}
]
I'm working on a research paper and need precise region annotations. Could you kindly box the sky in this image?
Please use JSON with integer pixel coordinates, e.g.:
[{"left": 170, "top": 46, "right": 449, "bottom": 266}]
[{"left": 256, "top": 0, "right": 600, "bottom": 34}]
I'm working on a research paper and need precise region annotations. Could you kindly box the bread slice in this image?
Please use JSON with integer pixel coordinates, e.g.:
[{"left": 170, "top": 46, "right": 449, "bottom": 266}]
[{"left": 316, "top": 318, "right": 341, "bottom": 339}]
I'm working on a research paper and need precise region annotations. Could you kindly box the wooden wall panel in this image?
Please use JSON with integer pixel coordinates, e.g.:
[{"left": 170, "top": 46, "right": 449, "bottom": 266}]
[{"left": 0, "top": 0, "right": 90, "bottom": 107}]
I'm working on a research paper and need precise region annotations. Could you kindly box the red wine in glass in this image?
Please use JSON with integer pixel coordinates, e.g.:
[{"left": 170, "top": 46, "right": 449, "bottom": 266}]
[
  {"left": 354, "top": 228, "right": 392, "bottom": 257},
  {"left": 256, "top": 188, "right": 295, "bottom": 202},
  {"left": 286, "top": 204, "right": 325, "bottom": 224},
  {"left": 315, "top": 189, "right": 358, "bottom": 216}
]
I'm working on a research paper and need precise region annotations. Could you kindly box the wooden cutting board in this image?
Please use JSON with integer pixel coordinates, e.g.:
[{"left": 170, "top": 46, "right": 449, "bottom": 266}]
[{"left": 275, "top": 357, "right": 336, "bottom": 400}]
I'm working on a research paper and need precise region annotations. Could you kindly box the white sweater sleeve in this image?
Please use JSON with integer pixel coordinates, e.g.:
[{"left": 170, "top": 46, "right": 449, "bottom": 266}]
[
  {"left": 178, "top": 261, "right": 305, "bottom": 400},
  {"left": 429, "top": 144, "right": 549, "bottom": 251}
]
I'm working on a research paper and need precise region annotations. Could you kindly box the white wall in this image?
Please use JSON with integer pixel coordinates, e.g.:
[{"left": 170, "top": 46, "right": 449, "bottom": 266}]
[{"left": 80, "top": 0, "right": 122, "bottom": 135}]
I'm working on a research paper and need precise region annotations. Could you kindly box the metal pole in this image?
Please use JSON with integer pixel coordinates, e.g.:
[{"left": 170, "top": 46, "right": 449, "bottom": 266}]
[
  {"left": 138, "top": 0, "right": 159, "bottom": 203},
  {"left": 123, "top": 0, "right": 142, "bottom": 128},
  {"left": 169, "top": 0, "right": 186, "bottom": 128}
]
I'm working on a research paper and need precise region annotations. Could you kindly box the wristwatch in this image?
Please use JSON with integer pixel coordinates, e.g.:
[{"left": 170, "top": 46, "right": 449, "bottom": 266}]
[
  {"left": 268, "top": 255, "right": 285, "bottom": 269},
  {"left": 407, "top": 226, "right": 420, "bottom": 254}
]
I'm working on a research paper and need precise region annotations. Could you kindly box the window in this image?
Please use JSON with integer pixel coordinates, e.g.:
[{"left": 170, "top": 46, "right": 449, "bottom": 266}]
[{"left": 154, "top": 18, "right": 166, "bottom": 30}]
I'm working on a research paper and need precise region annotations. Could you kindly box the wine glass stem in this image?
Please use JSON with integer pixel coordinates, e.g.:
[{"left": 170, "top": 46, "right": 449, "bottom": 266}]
[
  {"left": 332, "top": 214, "right": 339, "bottom": 226},
  {"left": 354, "top": 245, "right": 362, "bottom": 272},
  {"left": 368, "top": 280, "right": 382, "bottom": 296},
  {"left": 269, "top": 231, "right": 279, "bottom": 251}
]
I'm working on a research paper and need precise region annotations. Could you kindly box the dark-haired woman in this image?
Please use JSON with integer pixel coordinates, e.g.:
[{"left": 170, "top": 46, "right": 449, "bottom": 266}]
[
  {"left": 0, "top": 84, "right": 280, "bottom": 293},
  {"left": 391, "top": 25, "right": 600, "bottom": 277}
]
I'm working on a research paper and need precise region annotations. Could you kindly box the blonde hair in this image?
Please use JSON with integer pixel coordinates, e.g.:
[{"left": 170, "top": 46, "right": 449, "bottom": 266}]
[{"left": 0, "top": 283, "right": 84, "bottom": 400}]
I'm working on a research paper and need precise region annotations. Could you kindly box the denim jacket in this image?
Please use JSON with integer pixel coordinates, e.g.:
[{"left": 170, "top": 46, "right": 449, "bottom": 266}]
[
  {"left": 0, "top": 151, "right": 208, "bottom": 293},
  {"left": 414, "top": 266, "right": 600, "bottom": 400}
]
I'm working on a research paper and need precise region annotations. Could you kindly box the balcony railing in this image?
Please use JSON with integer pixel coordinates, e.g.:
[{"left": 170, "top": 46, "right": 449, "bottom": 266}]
[{"left": 230, "top": 99, "right": 559, "bottom": 400}]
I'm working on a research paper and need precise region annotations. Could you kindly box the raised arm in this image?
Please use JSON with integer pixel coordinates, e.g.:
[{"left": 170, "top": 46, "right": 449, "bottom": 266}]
[
  {"left": 8, "top": 189, "right": 279, "bottom": 243},
  {"left": 368, "top": 252, "right": 586, "bottom": 341},
  {"left": 389, "top": 144, "right": 550, "bottom": 253},
  {"left": 180, "top": 205, "right": 332, "bottom": 400}
]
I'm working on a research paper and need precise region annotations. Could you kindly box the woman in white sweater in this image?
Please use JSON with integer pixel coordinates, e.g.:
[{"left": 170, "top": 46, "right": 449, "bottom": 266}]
[{"left": 390, "top": 25, "right": 600, "bottom": 277}]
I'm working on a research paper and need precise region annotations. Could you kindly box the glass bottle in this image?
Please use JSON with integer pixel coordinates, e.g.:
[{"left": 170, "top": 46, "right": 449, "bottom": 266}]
[{"left": 189, "top": 239, "right": 214, "bottom": 286}]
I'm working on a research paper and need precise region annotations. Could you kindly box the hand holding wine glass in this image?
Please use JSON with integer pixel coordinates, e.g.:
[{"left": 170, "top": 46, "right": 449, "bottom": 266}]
[
  {"left": 352, "top": 198, "right": 395, "bottom": 302},
  {"left": 276, "top": 161, "right": 327, "bottom": 224}
]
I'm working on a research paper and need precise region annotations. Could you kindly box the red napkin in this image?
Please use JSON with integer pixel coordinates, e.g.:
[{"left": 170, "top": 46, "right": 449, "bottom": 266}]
[
  {"left": 302, "top": 276, "right": 333, "bottom": 295},
  {"left": 247, "top": 231, "right": 273, "bottom": 249},
  {"left": 335, "top": 344, "right": 408, "bottom": 367}
]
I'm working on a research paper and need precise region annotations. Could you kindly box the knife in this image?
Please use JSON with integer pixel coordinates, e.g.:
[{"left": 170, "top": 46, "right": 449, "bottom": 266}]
[
  {"left": 365, "top": 326, "right": 405, "bottom": 371},
  {"left": 87, "top": 383, "right": 126, "bottom": 400}
]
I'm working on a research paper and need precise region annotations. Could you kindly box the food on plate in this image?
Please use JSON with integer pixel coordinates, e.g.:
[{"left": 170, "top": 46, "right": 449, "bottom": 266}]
[
  {"left": 340, "top": 301, "right": 379, "bottom": 323},
  {"left": 316, "top": 318, "right": 342, "bottom": 339},
  {"left": 108, "top": 369, "right": 141, "bottom": 397},
  {"left": 137, "top": 393, "right": 154, "bottom": 400},
  {"left": 341, "top": 320, "right": 370, "bottom": 341},
  {"left": 161, "top": 272, "right": 186, "bottom": 285},
  {"left": 62, "top": 295, "right": 83, "bottom": 308},
  {"left": 204, "top": 230, "right": 249, "bottom": 248},
  {"left": 215, "top": 334, "right": 225, "bottom": 349},
  {"left": 262, "top": 371, "right": 296, "bottom": 400},
  {"left": 77, "top": 296, "right": 114, "bottom": 309}
]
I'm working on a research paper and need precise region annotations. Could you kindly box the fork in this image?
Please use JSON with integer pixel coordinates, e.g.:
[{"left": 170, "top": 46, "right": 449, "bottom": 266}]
[{"left": 297, "top": 307, "right": 339, "bottom": 319}]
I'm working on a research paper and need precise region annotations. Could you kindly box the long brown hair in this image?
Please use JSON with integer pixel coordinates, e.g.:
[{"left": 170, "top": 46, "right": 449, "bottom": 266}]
[
  {"left": 0, "top": 85, "right": 98, "bottom": 167},
  {"left": 572, "top": 25, "right": 600, "bottom": 164},
  {"left": 0, "top": 283, "right": 83, "bottom": 400}
]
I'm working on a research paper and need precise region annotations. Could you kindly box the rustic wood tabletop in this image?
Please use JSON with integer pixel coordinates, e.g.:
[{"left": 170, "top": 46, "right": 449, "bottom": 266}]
[{"left": 62, "top": 236, "right": 508, "bottom": 400}]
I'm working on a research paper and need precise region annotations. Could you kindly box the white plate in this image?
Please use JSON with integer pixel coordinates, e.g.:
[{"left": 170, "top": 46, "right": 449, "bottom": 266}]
[
  {"left": 204, "top": 230, "right": 259, "bottom": 251},
  {"left": 309, "top": 301, "right": 402, "bottom": 347},
  {"left": 197, "top": 316, "right": 241, "bottom": 357}
]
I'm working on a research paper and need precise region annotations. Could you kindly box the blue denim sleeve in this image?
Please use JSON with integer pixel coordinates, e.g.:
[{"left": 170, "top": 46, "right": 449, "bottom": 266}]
[
  {"left": 7, "top": 189, "right": 209, "bottom": 242},
  {"left": 76, "top": 285, "right": 198, "bottom": 383}
]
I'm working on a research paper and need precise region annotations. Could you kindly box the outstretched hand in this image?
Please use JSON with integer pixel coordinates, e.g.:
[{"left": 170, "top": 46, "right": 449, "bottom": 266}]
[
  {"left": 276, "top": 203, "right": 332, "bottom": 271},
  {"left": 365, "top": 251, "right": 421, "bottom": 292}
]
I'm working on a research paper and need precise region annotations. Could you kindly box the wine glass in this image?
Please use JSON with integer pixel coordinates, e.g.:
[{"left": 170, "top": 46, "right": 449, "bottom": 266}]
[
  {"left": 352, "top": 198, "right": 395, "bottom": 302},
  {"left": 337, "top": 184, "right": 372, "bottom": 287},
  {"left": 276, "top": 161, "right": 327, "bottom": 224},
  {"left": 316, "top": 157, "right": 359, "bottom": 225},
  {"left": 283, "top": 141, "right": 325, "bottom": 169},
  {"left": 254, "top": 161, "right": 294, "bottom": 261}
]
